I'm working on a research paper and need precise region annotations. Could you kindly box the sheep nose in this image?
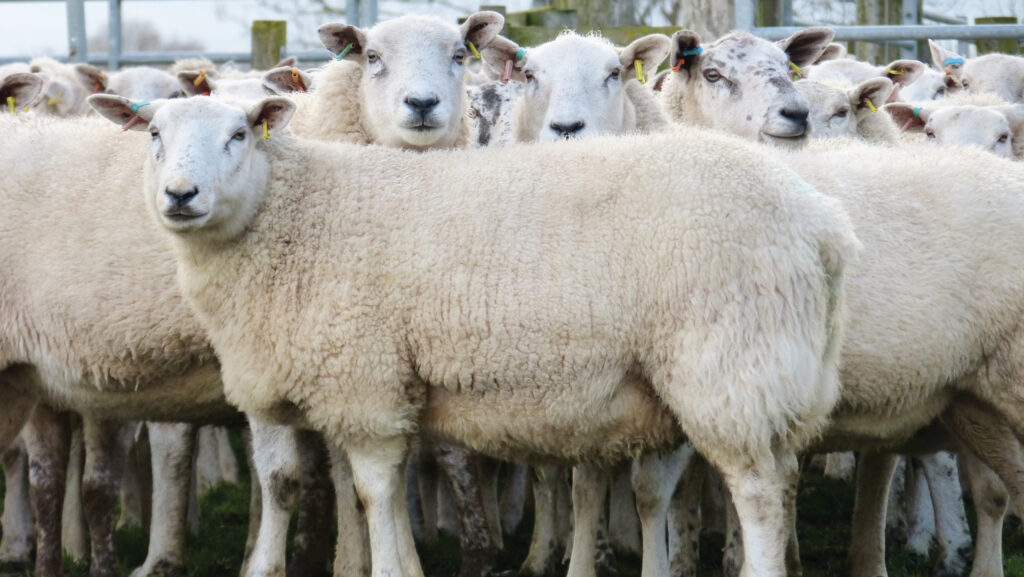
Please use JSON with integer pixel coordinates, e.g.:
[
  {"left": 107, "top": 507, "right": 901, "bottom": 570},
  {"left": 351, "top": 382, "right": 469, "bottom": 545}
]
[
  {"left": 779, "top": 106, "right": 809, "bottom": 131},
  {"left": 550, "top": 120, "right": 585, "bottom": 138},
  {"left": 405, "top": 95, "right": 439, "bottom": 116},
  {"left": 165, "top": 186, "right": 199, "bottom": 207}
]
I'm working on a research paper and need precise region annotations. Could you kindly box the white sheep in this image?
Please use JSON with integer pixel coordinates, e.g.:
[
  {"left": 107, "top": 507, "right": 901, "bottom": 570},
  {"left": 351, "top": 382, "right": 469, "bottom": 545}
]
[
  {"left": 77, "top": 64, "right": 183, "bottom": 101},
  {"left": 25, "top": 57, "right": 94, "bottom": 116},
  {"left": 803, "top": 56, "right": 925, "bottom": 101},
  {"left": 794, "top": 77, "right": 900, "bottom": 143},
  {"left": 659, "top": 27, "right": 834, "bottom": 144},
  {"left": 931, "top": 40, "right": 1024, "bottom": 102},
  {"left": 885, "top": 96, "right": 1024, "bottom": 159},
  {"left": 91, "top": 92, "right": 855, "bottom": 577}
]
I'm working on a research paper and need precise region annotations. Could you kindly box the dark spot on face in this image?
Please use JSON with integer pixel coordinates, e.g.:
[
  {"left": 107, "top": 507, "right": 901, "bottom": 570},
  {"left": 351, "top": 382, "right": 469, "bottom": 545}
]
[
  {"left": 768, "top": 76, "right": 791, "bottom": 90},
  {"left": 746, "top": 115, "right": 752, "bottom": 121}
]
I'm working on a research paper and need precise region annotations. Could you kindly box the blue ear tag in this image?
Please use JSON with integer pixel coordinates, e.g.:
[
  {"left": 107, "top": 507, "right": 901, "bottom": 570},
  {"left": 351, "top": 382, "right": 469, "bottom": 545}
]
[{"left": 336, "top": 43, "right": 354, "bottom": 61}]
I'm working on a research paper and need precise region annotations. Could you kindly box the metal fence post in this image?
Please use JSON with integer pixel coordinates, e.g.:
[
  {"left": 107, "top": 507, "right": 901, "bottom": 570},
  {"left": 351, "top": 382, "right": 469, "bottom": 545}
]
[
  {"left": 346, "top": 0, "right": 360, "bottom": 26},
  {"left": 360, "top": 0, "right": 377, "bottom": 27},
  {"left": 108, "top": 0, "right": 122, "bottom": 70},
  {"left": 734, "top": 0, "right": 755, "bottom": 31},
  {"left": 901, "top": 0, "right": 919, "bottom": 60},
  {"left": 66, "top": 0, "right": 88, "bottom": 62},
  {"left": 251, "top": 20, "right": 287, "bottom": 70}
]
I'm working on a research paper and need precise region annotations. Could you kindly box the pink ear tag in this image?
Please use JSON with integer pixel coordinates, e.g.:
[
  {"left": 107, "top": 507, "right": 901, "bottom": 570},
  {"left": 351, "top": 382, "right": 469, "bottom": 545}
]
[{"left": 121, "top": 115, "right": 143, "bottom": 131}]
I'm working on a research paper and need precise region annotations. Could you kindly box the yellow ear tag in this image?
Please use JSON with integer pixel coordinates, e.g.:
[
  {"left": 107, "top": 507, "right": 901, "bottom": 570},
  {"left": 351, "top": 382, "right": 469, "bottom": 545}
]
[
  {"left": 634, "top": 59, "right": 646, "bottom": 84},
  {"left": 467, "top": 40, "right": 482, "bottom": 59},
  {"left": 47, "top": 92, "right": 63, "bottom": 107},
  {"left": 262, "top": 120, "right": 270, "bottom": 141},
  {"left": 788, "top": 61, "right": 803, "bottom": 81},
  {"left": 886, "top": 67, "right": 905, "bottom": 76},
  {"left": 7, "top": 96, "right": 15, "bottom": 115},
  {"left": 193, "top": 69, "right": 207, "bottom": 87},
  {"left": 864, "top": 98, "right": 878, "bottom": 113}
]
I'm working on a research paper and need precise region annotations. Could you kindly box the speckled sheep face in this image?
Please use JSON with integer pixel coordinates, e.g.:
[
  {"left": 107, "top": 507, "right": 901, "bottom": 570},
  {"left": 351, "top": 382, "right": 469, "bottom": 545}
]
[
  {"left": 924, "top": 106, "right": 1014, "bottom": 159},
  {"left": 665, "top": 28, "right": 833, "bottom": 145},
  {"left": 89, "top": 96, "right": 293, "bottom": 240},
  {"left": 511, "top": 33, "right": 669, "bottom": 142},
  {"left": 319, "top": 12, "right": 503, "bottom": 150}
]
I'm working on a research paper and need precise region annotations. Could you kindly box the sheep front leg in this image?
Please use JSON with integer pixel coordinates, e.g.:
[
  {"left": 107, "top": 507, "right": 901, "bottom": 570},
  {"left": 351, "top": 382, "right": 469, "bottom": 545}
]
[
  {"left": 668, "top": 449, "right": 707, "bottom": 577},
  {"left": 435, "top": 443, "right": 496, "bottom": 577},
  {"left": 347, "top": 436, "right": 417, "bottom": 577},
  {"left": 564, "top": 464, "right": 609, "bottom": 577},
  {"left": 0, "top": 439, "right": 35, "bottom": 569},
  {"left": 520, "top": 466, "right": 562, "bottom": 577},
  {"left": 849, "top": 451, "right": 900, "bottom": 577},
  {"left": 634, "top": 446, "right": 693, "bottom": 577},
  {"left": 129, "top": 422, "right": 194, "bottom": 577},
  {"left": 328, "top": 443, "right": 370, "bottom": 577},
  {"left": 82, "top": 417, "right": 134, "bottom": 577},
  {"left": 919, "top": 452, "right": 972, "bottom": 577},
  {"left": 957, "top": 449, "right": 1005, "bottom": 577},
  {"left": 244, "top": 418, "right": 301, "bottom": 577},
  {"left": 22, "top": 403, "right": 69, "bottom": 577}
]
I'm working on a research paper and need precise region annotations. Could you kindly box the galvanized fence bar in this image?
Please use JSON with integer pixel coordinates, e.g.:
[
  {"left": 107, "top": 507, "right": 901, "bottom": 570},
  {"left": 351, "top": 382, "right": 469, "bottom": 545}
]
[
  {"left": 750, "top": 24, "right": 1024, "bottom": 42},
  {"left": 108, "top": 0, "right": 122, "bottom": 69},
  {"left": 0, "top": 50, "right": 334, "bottom": 66},
  {"left": 65, "top": 0, "right": 87, "bottom": 61}
]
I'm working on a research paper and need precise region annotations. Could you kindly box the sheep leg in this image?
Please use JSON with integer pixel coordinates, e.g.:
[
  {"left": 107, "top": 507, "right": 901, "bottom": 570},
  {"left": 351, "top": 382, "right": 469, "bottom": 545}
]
[
  {"left": 242, "top": 429, "right": 262, "bottom": 576},
  {"left": 416, "top": 448, "right": 440, "bottom": 546},
  {"left": 634, "top": 446, "right": 693, "bottom": 577},
  {"left": 520, "top": 466, "right": 561, "bottom": 577},
  {"left": 608, "top": 462, "right": 641, "bottom": 557},
  {"left": 919, "top": 452, "right": 972, "bottom": 577},
  {"left": 711, "top": 450, "right": 794, "bottom": 577},
  {"left": 82, "top": 416, "right": 133, "bottom": 577},
  {"left": 1, "top": 439, "right": 34, "bottom": 569},
  {"left": 286, "top": 430, "right": 334, "bottom": 577},
  {"left": 823, "top": 452, "right": 856, "bottom": 482},
  {"left": 957, "top": 449, "right": 1005, "bottom": 577},
  {"left": 328, "top": 442, "right": 370, "bottom": 577},
  {"left": 903, "top": 458, "right": 935, "bottom": 556},
  {"left": 347, "top": 436, "right": 417, "bottom": 577},
  {"left": 128, "top": 422, "right": 194, "bottom": 577},
  {"left": 66, "top": 420, "right": 91, "bottom": 561},
  {"left": 435, "top": 443, "right": 496, "bottom": 577},
  {"left": 668, "top": 448, "right": 707, "bottom": 577},
  {"left": 499, "top": 463, "right": 528, "bottom": 536},
  {"left": 195, "top": 425, "right": 223, "bottom": 494},
  {"left": 722, "top": 485, "right": 743, "bottom": 577},
  {"left": 216, "top": 426, "right": 241, "bottom": 484},
  {"left": 565, "top": 464, "right": 610, "bottom": 577},
  {"left": 848, "top": 451, "right": 900, "bottom": 577},
  {"left": 245, "top": 418, "right": 301, "bottom": 577},
  {"left": 22, "top": 403, "right": 69, "bottom": 577},
  {"left": 479, "top": 456, "right": 505, "bottom": 550},
  {"left": 885, "top": 458, "right": 908, "bottom": 543},
  {"left": 117, "top": 423, "right": 151, "bottom": 532}
]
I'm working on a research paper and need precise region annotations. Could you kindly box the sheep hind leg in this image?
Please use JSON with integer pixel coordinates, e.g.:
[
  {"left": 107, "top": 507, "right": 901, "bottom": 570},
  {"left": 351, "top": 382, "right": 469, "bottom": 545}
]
[
  {"left": 347, "top": 436, "right": 418, "bottom": 577},
  {"left": 919, "top": 452, "right": 971, "bottom": 577},
  {"left": 286, "top": 431, "right": 334, "bottom": 577},
  {"left": 634, "top": 446, "right": 693, "bottom": 577},
  {"left": 22, "top": 403, "right": 69, "bottom": 577},
  {"left": 328, "top": 443, "right": 370, "bottom": 577},
  {"left": 82, "top": 416, "right": 134, "bottom": 577},
  {"left": 519, "top": 466, "right": 562, "bottom": 577},
  {"left": 668, "top": 447, "right": 706, "bottom": 577},
  {"left": 1, "top": 439, "right": 35, "bottom": 569},
  {"left": 436, "top": 443, "right": 495, "bottom": 577},
  {"left": 499, "top": 463, "right": 528, "bottom": 537}
]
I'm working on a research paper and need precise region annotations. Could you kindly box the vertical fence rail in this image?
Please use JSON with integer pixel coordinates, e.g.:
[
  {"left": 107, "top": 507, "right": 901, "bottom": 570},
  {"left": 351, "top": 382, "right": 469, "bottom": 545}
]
[
  {"left": 65, "top": 0, "right": 87, "bottom": 61},
  {"left": 108, "top": 0, "right": 122, "bottom": 69}
]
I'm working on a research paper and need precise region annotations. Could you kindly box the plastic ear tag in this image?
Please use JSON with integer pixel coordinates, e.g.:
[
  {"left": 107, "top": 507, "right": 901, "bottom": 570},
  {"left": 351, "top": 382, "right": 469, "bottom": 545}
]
[
  {"left": 291, "top": 67, "right": 305, "bottom": 92},
  {"left": 262, "top": 120, "right": 270, "bottom": 141},
  {"left": 864, "top": 98, "right": 878, "bottom": 113},
  {"left": 121, "top": 115, "right": 144, "bottom": 131},
  {"left": 944, "top": 57, "right": 964, "bottom": 65},
  {"left": 913, "top": 106, "right": 921, "bottom": 117},
  {"left": 886, "top": 67, "right": 905, "bottom": 76},
  {"left": 193, "top": 70, "right": 207, "bottom": 87},
  {"left": 671, "top": 58, "right": 685, "bottom": 72},
  {"left": 515, "top": 48, "right": 526, "bottom": 61},
  {"left": 7, "top": 96, "right": 15, "bottom": 115},
  {"left": 47, "top": 92, "right": 63, "bottom": 107},
  {"left": 501, "top": 60, "right": 513, "bottom": 84},
  {"left": 466, "top": 41, "right": 482, "bottom": 59},
  {"left": 336, "top": 43, "right": 354, "bottom": 61},
  {"left": 788, "top": 61, "right": 803, "bottom": 81},
  {"left": 634, "top": 60, "right": 646, "bottom": 84}
]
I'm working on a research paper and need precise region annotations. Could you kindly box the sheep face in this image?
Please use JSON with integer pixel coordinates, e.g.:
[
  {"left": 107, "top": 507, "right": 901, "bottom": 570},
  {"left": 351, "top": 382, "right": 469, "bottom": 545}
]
[
  {"left": 796, "top": 77, "right": 894, "bottom": 141},
  {"left": 900, "top": 68, "right": 954, "bottom": 102},
  {"left": 103, "top": 67, "right": 183, "bottom": 101},
  {"left": 89, "top": 95, "right": 294, "bottom": 240},
  {"left": 923, "top": 106, "right": 1015, "bottom": 159},
  {"left": 506, "top": 33, "right": 669, "bottom": 141},
  {"left": 961, "top": 55, "right": 1024, "bottom": 103},
  {"left": 319, "top": 12, "right": 503, "bottom": 150},
  {"left": 664, "top": 28, "right": 833, "bottom": 145}
]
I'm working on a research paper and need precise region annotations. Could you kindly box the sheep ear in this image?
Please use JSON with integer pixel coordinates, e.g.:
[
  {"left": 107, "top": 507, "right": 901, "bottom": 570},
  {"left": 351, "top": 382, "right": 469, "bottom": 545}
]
[
  {"left": 669, "top": 30, "right": 702, "bottom": 77},
  {"left": 87, "top": 94, "right": 158, "bottom": 130},
  {"left": 275, "top": 56, "right": 298, "bottom": 68},
  {"left": 480, "top": 36, "right": 526, "bottom": 82},
  {"left": 177, "top": 70, "right": 214, "bottom": 97},
  {"left": 620, "top": 34, "right": 672, "bottom": 83},
  {"left": 883, "top": 59, "right": 924, "bottom": 87},
  {"left": 814, "top": 42, "right": 847, "bottom": 64},
  {"left": 882, "top": 102, "right": 928, "bottom": 132},
  {"left": 929, "top": 39, "right": 964, "bottom": 78},
  {"left": 247, "top": 96, "right": 295, "bottom": 135},
  {"left": 262, "top": 66, "right": 312, "bottom": 94},
  {"left": 75, "top": 63, "right": 107, "bottom": 93},
  {"left": 1, "top": 73, "right": 47, "bottom": 110},
  {"left": 461, "top": 11, "right": 505, "bottom": 50},
  {"left": 318, "top": 22, "right": 366, "bottom": 61},
  {"left": 777, "top": 26, "right": 835, "bottom": 68},
  {"left": 850, "top": 77, "right": 894, "bottom": 113}
]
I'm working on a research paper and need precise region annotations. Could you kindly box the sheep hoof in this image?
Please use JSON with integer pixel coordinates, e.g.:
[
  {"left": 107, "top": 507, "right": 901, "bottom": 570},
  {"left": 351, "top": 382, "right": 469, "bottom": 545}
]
[{"left": 128, "top": 558, "right": 186, "bottom": 577}]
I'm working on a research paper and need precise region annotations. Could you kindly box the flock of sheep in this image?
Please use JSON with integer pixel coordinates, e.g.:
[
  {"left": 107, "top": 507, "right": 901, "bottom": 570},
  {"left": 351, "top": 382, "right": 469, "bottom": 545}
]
[{"left": 1, "top": 9, "right": 1024, "bottom": 577}]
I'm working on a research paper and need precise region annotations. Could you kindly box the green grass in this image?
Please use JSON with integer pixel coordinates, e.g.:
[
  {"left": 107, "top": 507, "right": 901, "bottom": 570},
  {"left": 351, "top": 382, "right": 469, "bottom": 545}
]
[{"left": 18, "top": 467, "right": 1024, "bottom": 577}]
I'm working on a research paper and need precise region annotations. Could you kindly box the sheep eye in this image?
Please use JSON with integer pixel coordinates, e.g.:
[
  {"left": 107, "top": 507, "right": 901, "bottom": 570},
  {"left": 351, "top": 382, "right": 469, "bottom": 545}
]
[
  {"left": 608, "top": 68, "right": 621, "bottom": 82},
  {"left": 523, "top": 69, "right": 535, "bottom": 83},
  {"left": 149, "top": 128, "right": 160, "bottom": 140},
  {"left": 936, "top": 87, "right": 946, "bottom": 96},
  {"left": 454, "top": 50, "right": 467, "bottom": 65},
  {"left": 366, "top": 50, "right": 379, "bottom": 64},
  {"left": 998, "top": 133, "right": 1009, "bottom": 143},
  {"left": 925, "top": 129, "right": 936, "bottom": 139},
  {"left": 834, "top": 108, "right": 849, "bottom": 119},
  {"left": 703, "top": 69, "right": 722, "bottom": 83},
  {"left": 232, "top": 130, "right": 246, "bottom": 141}
]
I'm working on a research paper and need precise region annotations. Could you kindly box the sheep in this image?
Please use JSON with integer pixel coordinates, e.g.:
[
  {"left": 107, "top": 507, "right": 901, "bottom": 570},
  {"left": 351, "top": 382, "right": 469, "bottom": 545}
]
[
  {"left": 76, "top": 64, "right": 183, "bottom": 101},
  {"left": 885, "top": 97, "right": 1024, "bottom": 160},
  {"left": 659, "top": 27, "right": 835, "bottom": 145},
  {"left": 1, "top": 72, "right": 46, "bottom": 113},
  {"left": 803, "top": 56, "right": 926, "bottom": 102},
  {"left": 91, "top": 92, "right": 855, "bottom": 577},
  {"left": 794, "top": 77, "right": 900, "bottom": 143},
  {"left": 477, "top": 29, "right": 679, "bottom": 577},
  {"left": 477, "top": 31, "right": 670, "bottom": 141},
  {"left": 931, "top": 40, "right": 1024, "bottom": 102},
  {"left": 24, "top": 57, "right": 94, "bottom": 116},
  {"left": 176, "top": 66, "right": 314, "bottom": 100},
  {"left": 899, "top": 67, "right": 956, "bottom": 102}
]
